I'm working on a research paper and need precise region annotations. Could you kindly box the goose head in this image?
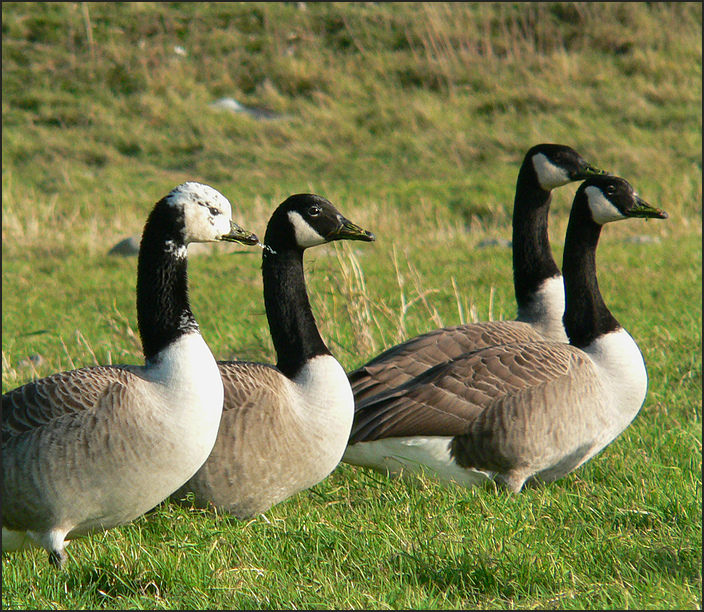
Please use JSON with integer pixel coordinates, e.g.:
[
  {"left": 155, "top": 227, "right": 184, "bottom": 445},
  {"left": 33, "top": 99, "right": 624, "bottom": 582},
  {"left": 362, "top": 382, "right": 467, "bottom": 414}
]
[
  {"left": 166, "top": 182, "right": 260, "bottom": 246},
  {"left": 265, "top": 193, "right": 376, "bottom": 252},
  {"left": 528, "top": 143, "right": 607, "bottom": 191},
  {"left": 580, "top": 175, "right": 669, "bottom": 225}
]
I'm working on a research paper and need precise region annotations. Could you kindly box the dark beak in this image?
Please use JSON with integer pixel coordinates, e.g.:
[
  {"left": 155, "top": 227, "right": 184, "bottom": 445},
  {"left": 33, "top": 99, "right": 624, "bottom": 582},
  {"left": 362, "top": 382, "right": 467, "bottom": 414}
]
[
  {"left": 222, "top": 221, "right": 260, "bottom": 245},
  {"left": 626, "top": 196, "right": 669, "bottom": 220},
  {"left": 330, "top": 217, "right": 376, "bottom": 242},
  {"left": 576, "top": 162, "right": 608, "bottom": 180}
]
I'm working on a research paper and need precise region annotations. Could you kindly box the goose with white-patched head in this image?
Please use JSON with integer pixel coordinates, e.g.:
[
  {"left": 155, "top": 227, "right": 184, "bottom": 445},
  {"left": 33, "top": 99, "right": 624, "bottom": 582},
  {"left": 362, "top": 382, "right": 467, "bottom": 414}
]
[{"left": 2, "top": 182, "right": 259, "bottom": 567}]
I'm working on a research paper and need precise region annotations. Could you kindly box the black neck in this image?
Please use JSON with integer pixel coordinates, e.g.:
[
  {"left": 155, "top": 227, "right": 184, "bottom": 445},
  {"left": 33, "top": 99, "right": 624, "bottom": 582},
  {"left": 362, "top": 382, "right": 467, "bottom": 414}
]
[
  {"left": 262, "top": 247, "right": 331, "bottom": 379},
  {"left": 136, "top": 200, "right": 198, "bottom": 363},
  {"left": 562, "top": 199, "right": 621, "bottom": 348},
  {"left": 512, "top": 168, "right": 561, "bottom": 312}
]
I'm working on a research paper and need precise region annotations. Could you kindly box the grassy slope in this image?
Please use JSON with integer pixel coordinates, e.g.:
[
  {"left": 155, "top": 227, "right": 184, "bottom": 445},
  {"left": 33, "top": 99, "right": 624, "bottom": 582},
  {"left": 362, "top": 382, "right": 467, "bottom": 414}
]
[{"left": 2, "top": 2, "right": 701, "bottom": 609}]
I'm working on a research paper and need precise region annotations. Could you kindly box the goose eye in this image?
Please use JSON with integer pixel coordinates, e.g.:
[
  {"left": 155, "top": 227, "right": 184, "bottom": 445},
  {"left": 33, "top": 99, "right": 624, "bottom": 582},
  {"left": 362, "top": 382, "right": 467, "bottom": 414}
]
[
  {"left": 209, "top": 206, "right": 220, "bottom": 216},
  {"left": 308, "top": 205, "right": 321, "bottom": 217},
  {"left": 605, "top": 185, "right": 616, "bottom": 196}
]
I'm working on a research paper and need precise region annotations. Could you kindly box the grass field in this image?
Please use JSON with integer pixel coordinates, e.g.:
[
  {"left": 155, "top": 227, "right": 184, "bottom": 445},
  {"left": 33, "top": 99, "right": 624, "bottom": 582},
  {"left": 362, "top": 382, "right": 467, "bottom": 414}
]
[{"left": 2, "top": 3, "right": 701, "bottom": 609}]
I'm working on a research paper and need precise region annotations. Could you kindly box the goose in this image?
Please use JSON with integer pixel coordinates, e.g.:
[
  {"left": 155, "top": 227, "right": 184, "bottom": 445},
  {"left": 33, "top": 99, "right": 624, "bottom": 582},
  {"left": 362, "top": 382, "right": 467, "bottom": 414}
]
[
  {"left": 348, "top": 144, "right": 606, "bottom": 404},
  {"left": 343, "top": 175, "right": 667, "bottom": 490},
  {"left": 172, "top": 194, "right": 375, "bottom": 518},
  {"left": 2, "top": 182, "right": 259, "bottom": 567}
]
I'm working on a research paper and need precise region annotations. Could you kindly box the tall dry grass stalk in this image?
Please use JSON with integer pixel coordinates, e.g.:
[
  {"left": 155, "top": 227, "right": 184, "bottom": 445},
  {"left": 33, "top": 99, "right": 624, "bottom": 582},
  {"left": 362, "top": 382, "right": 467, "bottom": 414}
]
[
  {"left": 390, "top": 245, "right": 444, "bottom": 340},
  {"left": 329, "top": 243, "right": 379, "bottom": 358}
]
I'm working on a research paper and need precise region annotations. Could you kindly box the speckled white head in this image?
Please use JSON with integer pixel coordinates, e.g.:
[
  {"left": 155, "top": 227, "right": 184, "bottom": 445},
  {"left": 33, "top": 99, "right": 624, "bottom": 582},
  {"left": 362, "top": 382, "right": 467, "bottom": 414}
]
[
  {"left": 166, "top": 182, "right": 235, "bottom": 245},
  {"left": 585, "top": 184, "right": 629, "bottom": 225},
  {"left": 287, "top": 209, "right": 327, "bottom": 248},
  {"left": 532, "top": 152, "right": 573, "bottom": 191}
]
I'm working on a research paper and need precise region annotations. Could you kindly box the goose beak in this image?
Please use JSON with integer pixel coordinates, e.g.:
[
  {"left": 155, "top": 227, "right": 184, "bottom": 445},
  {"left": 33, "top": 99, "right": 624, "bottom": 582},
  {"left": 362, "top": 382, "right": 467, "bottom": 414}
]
[
  {"left": 222, "top": 222, "right": 260, "bottom": 245},
  {"left": 331, "top": 217, "right": 376, "bottom": 242},
  {"left": 577, "top": 162, "right": 608, "bottom": 180},
  {"left": 626, "top": 196, "right": 669, "bottom": 220}
]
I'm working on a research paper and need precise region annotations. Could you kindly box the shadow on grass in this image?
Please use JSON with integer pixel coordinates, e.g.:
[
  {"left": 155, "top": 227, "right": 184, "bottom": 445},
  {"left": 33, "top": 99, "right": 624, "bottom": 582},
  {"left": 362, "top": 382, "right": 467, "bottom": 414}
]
[
  {"left": 64, "top": 558, "right": 163, "bottom": 604},
  {"left": 392, "top": 547, "right": 516, "bottom": 601},
  {"left": 636, "top": 545, "right": 701, "bottom": 582}
]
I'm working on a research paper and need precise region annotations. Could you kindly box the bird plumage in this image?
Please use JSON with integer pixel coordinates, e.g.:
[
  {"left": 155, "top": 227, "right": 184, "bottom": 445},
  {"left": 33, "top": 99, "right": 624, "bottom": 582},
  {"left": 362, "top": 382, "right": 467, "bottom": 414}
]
[
  {"left": 344, "top": 175, "right": 667, "bottom": 491},
  {"left": 2, "top": 182, "right": 259, "bottom": 566},
  {"left": 348, "top": 144, "right": 606, "bottom": 404},
  {"left": 173, "top": 194, "right": 375, "bottom": 518}
]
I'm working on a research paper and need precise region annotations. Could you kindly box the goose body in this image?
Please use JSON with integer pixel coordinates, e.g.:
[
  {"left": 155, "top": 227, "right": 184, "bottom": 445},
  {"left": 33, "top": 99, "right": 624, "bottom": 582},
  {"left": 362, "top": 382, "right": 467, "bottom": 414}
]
[
  {"left": 344, "top": 175, "right": 667, "bottom": 491},
  {"left": 2, "top": 182, "right": 259, "bottom": 566},
  {"left": 348, "top": 144, "right": 606, "bottom": 403},
  {"left": 173, "top": 194, "right": 375, "bottom": 518}
]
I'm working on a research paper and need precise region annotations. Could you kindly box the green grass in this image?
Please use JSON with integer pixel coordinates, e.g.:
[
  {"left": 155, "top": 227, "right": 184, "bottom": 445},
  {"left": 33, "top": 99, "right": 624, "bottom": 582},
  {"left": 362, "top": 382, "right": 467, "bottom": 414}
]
[{"left": 2, "top": 2, "right": 701, "bottom": 609}]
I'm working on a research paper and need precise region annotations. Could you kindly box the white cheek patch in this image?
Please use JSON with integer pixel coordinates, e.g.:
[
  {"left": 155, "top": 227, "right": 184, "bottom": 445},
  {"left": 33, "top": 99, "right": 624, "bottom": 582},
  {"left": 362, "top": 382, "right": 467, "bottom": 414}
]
[
  {"left": 215, "top": 216, "right": 235, "bottom": 238},
  {"left": 186, "top": 216, "right": 233, "bottom": 244},
  {"left": 532, "top": 152, "right": 571, "bottom": 190},
  {"left": 288, "top": 211, "right": 325, "bottom": 248},
  {"left": 585, "top": 185, "right": 627, "bottom": 225},
  {"left": 180, "top": 197, "right": 235, "bottom": 245},
  {"left": 182, "top": 207, "right": 211, "bottom": 244}
]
